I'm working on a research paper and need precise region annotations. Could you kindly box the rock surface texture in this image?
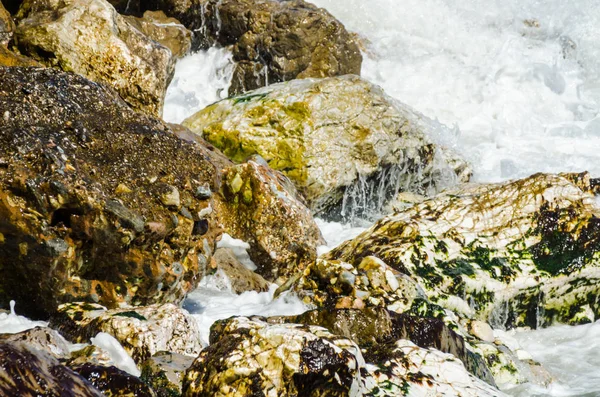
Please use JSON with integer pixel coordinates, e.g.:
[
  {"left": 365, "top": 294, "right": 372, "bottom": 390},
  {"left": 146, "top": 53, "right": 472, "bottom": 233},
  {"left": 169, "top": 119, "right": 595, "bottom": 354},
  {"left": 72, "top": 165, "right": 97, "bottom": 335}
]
[
  {"left": 329, "top": 172, "right": 600, "bottom": 329},
  {"left": 0, "top": 67, "right": 220, "bottom": 318},
  {"left": 214, "top": 159, "right": 325, "bottom": 281},
  {"left": 15, "top": 0, "right": 175, "bottom": 116},
  {"left": 184, "top": 75, "right": 471, "bottom": 217},
  {"left": 0, "top": 0, "right": 14, "bottom": 46},
  {"left": 51, "top": 302, "right": 202, "bottom": 363},
  {"left": 124, "top": 10, "right": 191, "bottom": 59}
]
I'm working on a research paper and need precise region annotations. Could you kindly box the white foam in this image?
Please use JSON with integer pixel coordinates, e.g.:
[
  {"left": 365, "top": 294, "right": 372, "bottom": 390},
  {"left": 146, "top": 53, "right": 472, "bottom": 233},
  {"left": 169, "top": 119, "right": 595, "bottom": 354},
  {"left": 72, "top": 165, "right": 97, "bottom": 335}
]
[
  {"left": 91, "top": 332, "right": 140, "bottom": 376},
  {"left": 162, "top": 47, "right": 234, "bottom": 124},
  {"left": 216, "top": 233, "right": 257, "bottom": 271},
  {"left": 0, "top": 300, "right": 48, "bottom": 334}
]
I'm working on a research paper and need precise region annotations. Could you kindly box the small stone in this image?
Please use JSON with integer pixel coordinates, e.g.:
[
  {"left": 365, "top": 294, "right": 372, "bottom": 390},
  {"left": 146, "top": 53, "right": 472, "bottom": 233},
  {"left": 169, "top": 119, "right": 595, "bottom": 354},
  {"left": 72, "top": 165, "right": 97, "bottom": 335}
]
[
  {"left": 194, "top": 184, "right": 212, "bottom": 199},
  {"left": 115, "top": 183, "right": 132, "bottom": 194},
  {"left": 159, "top": 185, "right": 180, "bottom": 207}
]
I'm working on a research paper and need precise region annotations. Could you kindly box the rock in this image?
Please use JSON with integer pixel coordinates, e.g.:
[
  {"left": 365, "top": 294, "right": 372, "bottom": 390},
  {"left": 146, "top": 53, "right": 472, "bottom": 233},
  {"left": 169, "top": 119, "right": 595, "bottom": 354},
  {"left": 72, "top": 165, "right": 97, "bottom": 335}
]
[
  {"left": 73, "top": 363, "right": 156, "bottom": 397},
  {"left": 199, "top": 0, "right": 362, "bottom": 95},
  {"left": 0, "top": 1, "right": 14, "bottom": 46},
  {"left": 183, "top": 75, "right": 470, "bottom": 217},
  {"left": 211, "top": 247, "right": 270, "bottom": 293},
  {"left": 328, "top": 172, "right": 600, "bottom": 328},
  {"left": 50, "top": 302, "right": 202, "bottom": 363},
  {"left": 183, "top": 316, "right": 503, "bottom": 397},
  {"left": 15, "top": 0, "right": 175, "bottom": 116},
  {"left": 0, "top": 341, "right": 104, "bottom": 396},
  {"left": 0, "top": 67, "right": 221, "bottom": 318},
  {"left": 0, "top": 45, "right": 40, "bottom": 66},
  {"left": 141, "top": 351, "right": 194, "bottom": 397},
  {"left": 124, "top": 11, "right": 191, "bottom": 59},
  {"left": 214, "top": 159, "right": 325, "bottom": 281},
  {"left": 183, "top": 316, "right": 365, "bottom": 396},
  {"left": 69, "top": 345, "right": 116, "bottom": 368},
  {"left": 0, "top": 326, "right": 70, "bottom": 359}
]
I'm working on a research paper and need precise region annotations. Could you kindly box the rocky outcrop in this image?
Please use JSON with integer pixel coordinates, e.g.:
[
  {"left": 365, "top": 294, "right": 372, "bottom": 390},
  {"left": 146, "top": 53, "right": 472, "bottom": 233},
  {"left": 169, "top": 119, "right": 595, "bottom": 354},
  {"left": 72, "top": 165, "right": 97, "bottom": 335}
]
[
  {"left": 0, "top": 341, "right": 105, "bottom": 396},
  {"left": 15, "top": 0, "right": 175, "bottom": 116},
  {"left": 0, "top": 326, "right": 70, "bottom": 359},
  {"left": 215, "top": 159, "right": 325, "bottom": 281},
  {"left": 183, "top": 316, "right": 504, "bottom": 396},
  {"left": 184, "top": 75, "right": 471, "bottom": 217},
  {"left": 0, "top": 67, "right": 221, "bottom": 318},
  {"left": 198, "top": 0, "right": 362, "bottom": 95},
  {"left": 50, "top": 302, "right": 202, "bottom": 363},
  {"left": 141, "top": 351, "right": 194, "bottom": 397},
  {"left": 124, "top": 11, "right": 191, "bottom": 59},
  {"left": 0, "top": 1, "right": 14, "bottom": 46},
  {"left": 73, "top": 364, "right": 156, "bottom": 397},
  {"left": 328, "top": 172, "right": 600, "bottom": 328},
  {"left": 211, "top": 247, "right": 270, "bottom": 293}
]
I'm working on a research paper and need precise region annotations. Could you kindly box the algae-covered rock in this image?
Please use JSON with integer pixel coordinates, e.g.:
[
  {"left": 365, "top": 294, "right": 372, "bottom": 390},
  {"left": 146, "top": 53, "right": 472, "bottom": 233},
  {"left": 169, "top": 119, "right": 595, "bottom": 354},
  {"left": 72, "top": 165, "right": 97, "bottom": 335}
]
[
  {"left": 0, "top": 1, "right": 14, "bottom": 46},
  {"left": 0, "top": 45, "right": 40, "bottom": 66},
  {"left": 329, "top": 172, "right": 600, "bottom": 328},
  {"left": 0, "top": 67, "right": 221, "bottom": 318},
  {"left": 15, "top": 0, "right": 175, "bottom": 116},
  {"left": 50, "top": 302, "right": 202, "bottom": 363},
  {"left": 73, "top": 363, "right": 156, "bottom": 397},
  {"left": 214, "top": 159, "right": 325, "bottom": 281},
  {"left": 124, "top": 11, "right": 191, "bottom": 59},
  {"left": 0, "top": 341, "right": 105, "bottom": 396},
  {"left": 141, "top": 351, "right": 194, "bottom": 397},
  {"left": 183, "top": 316, "right": 364, "bottom": 396},
  {"left": 184, "top": 75, "right": 470, "bottom": 217}
]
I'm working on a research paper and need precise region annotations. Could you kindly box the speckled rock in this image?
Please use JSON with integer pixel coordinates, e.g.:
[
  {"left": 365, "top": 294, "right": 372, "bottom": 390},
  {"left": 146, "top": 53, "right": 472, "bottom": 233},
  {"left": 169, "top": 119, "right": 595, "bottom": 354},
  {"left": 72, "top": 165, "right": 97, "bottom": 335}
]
[
  {"left": 73, "top": 363, "right": 156, "bottom": 397},
  {"left": 50, "top": 302, "right": 202, "bottom": 363},
  {"left": 214, "top": 159, "right": 325, "bottom": 281},
  {"left": 211, "top": 247, "right": 270, "bottom": 293},
  {"left": 184, "top": 75, "right": 471, "bottom": 217},
  {"left": 329, "top": 172, "right": 600, "bottom": 328},
  {"left": 124, "top": 11, "right": 191, "bottom": 59},
  {"left": 0, "top": 1, "right": 14, "bottom": 46},
  {"left": 0, "top": 341, "right": 104, "bottom": 396},
  {"left": 183, "top": 316, "right": 365, "bottom": 396},
  {"left": 15, "top": 0, "right": 175, "bottom": 116},
  {"left": 0, "top": 326, "right": 70, "bottom": 359},
  {"left": 141, "top": 351, "right": 194, "bottom": 397},
  {"left": 197, "top": 0, "right": 362, "bottom": 95},
  {"left": 0, "top": 67, "right": 220, "bottom": 318}
]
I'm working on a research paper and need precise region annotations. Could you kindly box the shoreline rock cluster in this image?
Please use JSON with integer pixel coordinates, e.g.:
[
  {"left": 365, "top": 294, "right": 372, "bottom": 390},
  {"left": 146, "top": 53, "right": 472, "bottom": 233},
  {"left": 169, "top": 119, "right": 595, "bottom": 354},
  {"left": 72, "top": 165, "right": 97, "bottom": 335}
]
[{"left": 0, "top": 0, "right": 598, "bottom": 395}]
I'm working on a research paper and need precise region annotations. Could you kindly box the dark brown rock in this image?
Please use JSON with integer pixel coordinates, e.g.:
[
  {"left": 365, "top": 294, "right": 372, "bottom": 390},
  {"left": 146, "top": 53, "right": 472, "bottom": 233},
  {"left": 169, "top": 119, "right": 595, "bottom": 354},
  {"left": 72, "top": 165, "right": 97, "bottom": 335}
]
[
  {"left": 124, "top": 11, "right": 192, "bottom": 59},
  {"left": 0, "top": 67, "right": 221, "bottom": 318},
  {"left": 72, "top": 363, "right": 156, "bottom": 397},
  {"left": 0, "top": 326, "right": 70, "bottom": 359},
  {"left": 0, "top": 341, "right": 105, "bottom": 396},
  {"left": 141, "top": 351, "right": 195, "bottom": 397}
]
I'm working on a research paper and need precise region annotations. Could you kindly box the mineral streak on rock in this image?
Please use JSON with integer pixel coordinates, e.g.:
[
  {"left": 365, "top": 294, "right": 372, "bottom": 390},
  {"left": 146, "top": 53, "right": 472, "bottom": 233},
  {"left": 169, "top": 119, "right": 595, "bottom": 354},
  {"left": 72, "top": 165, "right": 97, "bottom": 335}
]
[
  {"left": 329, "top": 172, "right": 600, "bottom": 328},
  {"left": 184, "top": 75, "right": 470, "bottom": 217},
  {"left": 0, "top": 67, "right": 221, "bottom": 318}
]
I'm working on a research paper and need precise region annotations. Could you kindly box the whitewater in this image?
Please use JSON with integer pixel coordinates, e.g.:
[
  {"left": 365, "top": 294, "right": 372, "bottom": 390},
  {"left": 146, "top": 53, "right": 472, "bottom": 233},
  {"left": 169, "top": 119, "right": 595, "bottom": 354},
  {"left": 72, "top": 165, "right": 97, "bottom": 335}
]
[{"left": 3, "top": 0, "right": 600, "bottom": 395}]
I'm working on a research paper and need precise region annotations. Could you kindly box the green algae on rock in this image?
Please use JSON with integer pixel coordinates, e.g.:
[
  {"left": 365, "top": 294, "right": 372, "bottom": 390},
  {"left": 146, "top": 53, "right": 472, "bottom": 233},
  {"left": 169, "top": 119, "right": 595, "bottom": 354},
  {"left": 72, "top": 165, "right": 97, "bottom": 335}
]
[
  {"left": 214, "top": 159, "right": 325, "bottom": 281},
  {"left": 15, "top": 0, "right": 175, "bottom": 116},
  {"left": 0, "top": 67, "right": 221, "bottom": 318},
  {"left": 50, "top": 302, "right": 202, "bottom": 364},
  {"left": 328, "top": 172, "right": 600, "bottom": 329},
  {"left": 183, "top": 75, "right": 471, "bottom": 217}
]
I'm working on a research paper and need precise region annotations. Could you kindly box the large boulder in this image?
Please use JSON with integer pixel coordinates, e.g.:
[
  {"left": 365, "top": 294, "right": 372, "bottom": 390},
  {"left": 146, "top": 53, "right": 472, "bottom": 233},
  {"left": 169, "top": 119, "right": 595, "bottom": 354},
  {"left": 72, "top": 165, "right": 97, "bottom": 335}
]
[
  {"left": 0, "top": 341, "right": 105, "bottom": 396},
  {"left": 50, "top": 302, "right": 202, "bottom": 363},
  {"left": 124, "top": 11, "right": 192, "bottom": 59},
  {"left": 15, "top": 0, "right": 175, "bottom": 116},
  {"left": 183, "top": 75, "right": 471, "bottom": 217},
  {"left": 0, "top": 326, "right": 70, "bottom": 359},
  {"left": 0, "top": 67, "right": 221, "bottom": 318},
  {"left": 328, "top": 172, "right": 600, "bottom": 328},
  {"left": 214, "top": 159, "right": 325, "bottom": 281},
  {"left": 72, "top": 363, "right": 157, "bottom": 397}
]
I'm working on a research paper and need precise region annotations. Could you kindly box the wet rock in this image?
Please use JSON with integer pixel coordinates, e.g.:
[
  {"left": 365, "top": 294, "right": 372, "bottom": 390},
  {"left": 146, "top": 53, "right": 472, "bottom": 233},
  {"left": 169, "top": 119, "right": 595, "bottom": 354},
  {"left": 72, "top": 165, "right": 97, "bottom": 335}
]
[
  {"left": 328, "top": 172, "right": 600, "bottom": 328},
  {"left": 141, "top": 351, "right": 194, "bottom": 397},
  {"left": 211, "top": 247, "right": 270, "bottom": 293},
  {"left": 0, "top": 341, "right": 104, "bottom": 396},
  {"left": 183, "top": 316, "right": 364, "bottom": 396},
  {"left": 0, "top": 326, "right": 70, "bottom": 359},
  {"left": 0, "top": 1, "right": 14, "bottom": 46},
  {"left": 69, "top": 344, "right": 116, "bottom": 368},
  {"left": 50, "top": 302, "right": 202, "bottom": 363},
  {"left": 124, "top": 11, "right": 191, "bottom": 59},
  {"left": 199, "top": 0, "right": 362, "bottom": 95},
  {"left": 214, "top": 159, "right": 325, "bottom": 281},
  {"left": 15, "top": 0, "right": 175, "bottom": 116},
  {"left": 0, "top": 67, "right": 220, "bottom": 318},
  {"left": 184, "top": 75, "right": 470, "bottom": 217},
  {"left": 0, "top": 45, "right": 40, "bottom": 66},
  {"left": 73, "top": 363, "right": 156, "bottom": 397}
]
